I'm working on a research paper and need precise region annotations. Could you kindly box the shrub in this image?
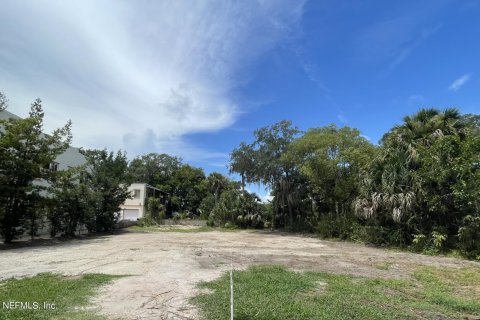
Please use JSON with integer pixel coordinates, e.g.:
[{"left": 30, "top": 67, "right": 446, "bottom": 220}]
[
  {"left": 412, "top": 234, "right": 428, "bottom": 252},
  {"left": 431, "top": 231, "right": 447, "bottom": 252},
  {"left": 458, "top": 215, "right": 480, "bottom": 258},
  {"left": 137, "top": 217, "right": 156, "bottom": 227},
  {"left": 146, "top": 197, "right": 164, "bottom": 222},
  {"left": 199, "top": 195, "right": 216, "bottom": 220},
  {"left": 316, "top": 216, "right": 359, "bottom": 240},
  {"left": 350, "top": 222, "right": 369, "bottom": 243}
]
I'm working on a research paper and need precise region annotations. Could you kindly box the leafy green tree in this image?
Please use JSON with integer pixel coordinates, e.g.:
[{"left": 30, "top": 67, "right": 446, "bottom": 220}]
[
  {"left": 170, "top": 164, "right": 206, "bottom": 214},
  {"left": 210, "top": 189, "right": 241, "bottom": 226},
  {"left": 251, "top": 120, "right": 301, "bottom": 228},
  {"left": 199, "top": 194, "right": 216, "bottom": 220},
  {"left": 290, "top": 125, "right": 375, "bottom": 218},
  {"left": 81, "top": 149, "right": 130, "bottom": 232},
  {"left": 128, "top": 153, "right": 181, "bottom": 187},
  {"left": 0, "top": 97, "right": 71, "bottom": 243},
  {"left": 288, "top": 125, "right": 375, "bottom": 236},
  {"left": 205, "top": 172, "right": 231, "bottom": 201},
  {"left": 48, "top": 168, "right": 93, "bottom": 237},
  {"left": 229, "top": 142, "right": 255, "bottom": 194},
  {"left": 0, "top": 92, "right": 8, "bottom": 111}
]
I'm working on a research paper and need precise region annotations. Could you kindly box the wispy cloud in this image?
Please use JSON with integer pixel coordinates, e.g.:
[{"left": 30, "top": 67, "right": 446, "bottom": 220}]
[
  {"left": 449, "top": 74, "right": 471, "bottom": 92},
  {"left": 337, "top": 110, "right": 348, "bottom": 124},
  {"left": 355, "top": 3, "right": 446, "bottom": 73},
  {"left": 360, "top": 134, "right": 371, "bottom": 141},
  {"left": 0, "top": 0, "right": 306, "bottom": 162}
]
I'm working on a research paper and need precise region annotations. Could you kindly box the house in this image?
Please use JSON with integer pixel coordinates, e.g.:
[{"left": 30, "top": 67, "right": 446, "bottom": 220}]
[
  {"left": 1, "top": 109, "right": 88, "bottom": 237},
  {"left": 119, "top": 183, "right": 166, "bottom": 220},
  {"left": 1, "top": 109, "right": 164, "bottom": 224},
  {"left": 0, "top": 109, "right": 87, "bottom": 171}
]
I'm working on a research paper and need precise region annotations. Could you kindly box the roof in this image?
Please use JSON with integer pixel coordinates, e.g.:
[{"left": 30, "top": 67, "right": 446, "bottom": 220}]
[
  {"left": 0, "top": 109, "right": 21, "bottom": 121},
  {"left": 0, "top": 109, "right": 86, "bottom": 168}
]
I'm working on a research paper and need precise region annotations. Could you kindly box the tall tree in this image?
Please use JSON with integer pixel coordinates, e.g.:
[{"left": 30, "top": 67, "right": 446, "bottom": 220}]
[
  {"left": 170, "top": 164, "right": 206, "bottom": 214},
  {"left": 0, "top": 91, "right": 8, "bottom": 111},
  {"left": 229, "top": 142, "right": 255, "bottom": 194},
  {"left": 0, "top": 97, "right": 71, "bottom": 243},
  {"left": 290, "top": 125, "right": 376, "bottom": 219},
  {"left": 48, "top": 167, "right": 94, "bottom": 237},
  {"left": 354, "top": 108, "right": 469, "bottom": 245},
  {"left": 206, "top": 172, "right": 230, "bottom": 201},
  {"left": 251, "top": 120, "right": 300, "bottom": 228},
  {"left": 81, "top": 149, "right": 130, "bottom": 233},
  {"left": 128, "top": 153, "right": 182, "bottom": 187}
]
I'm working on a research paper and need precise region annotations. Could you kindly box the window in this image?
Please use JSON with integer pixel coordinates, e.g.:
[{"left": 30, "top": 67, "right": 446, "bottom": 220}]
[
  {"left": 133, "top": 189, "right": 141, "bottom": 199},
  {"left": 49, "top": 162, "right": 59, "bottom": 172}
]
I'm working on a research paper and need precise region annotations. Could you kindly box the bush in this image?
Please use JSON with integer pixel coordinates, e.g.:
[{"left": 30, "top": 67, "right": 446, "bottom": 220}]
[
  {"left": 431, "top": 231, "right": 447, "bottom": 252},
  {"left": 198, "top": 210, "right": 209, "bottom": 220},
  {"left": 350, "top": 222, "right": 369, "bottom": 243},
  {"left": 412, "top": 234, "right": 428, "bottom": 252},
  {"left": 316, "top": 216, "right": 358, "bottom": 240},
  {"left": 137, "top": 217, "right": 156, "bottom": 227},
  {"left": 146, "top": 197, "right": 164, "bottom": 222},
  {"left": 458, "top": 215, "right": 480, "bottom": 258},
  {"left": 199, "top": 195, "right": 216, "bottom": 220},
  {"left": 411, "top": 230, "right": 448, "bottom": 254}
]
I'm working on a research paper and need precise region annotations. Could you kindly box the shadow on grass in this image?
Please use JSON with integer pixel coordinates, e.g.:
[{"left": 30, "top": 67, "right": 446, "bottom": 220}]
[{"left": 0, "top": 229, "right": 129, "bottom": 251}]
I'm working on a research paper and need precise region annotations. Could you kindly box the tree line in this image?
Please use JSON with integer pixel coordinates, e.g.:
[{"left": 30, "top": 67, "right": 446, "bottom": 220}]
[
  {"left": 0, "top": 93, "right": 266, "bottom": 243},
  {"left": 229, "top": 110, "right": 480, "bottom": 258},
  {"left": 0, "top": 93, "right": 132, "bottom": 243},
  {"left": 1, "top": 92, "right": 479, "bottom": 259}
]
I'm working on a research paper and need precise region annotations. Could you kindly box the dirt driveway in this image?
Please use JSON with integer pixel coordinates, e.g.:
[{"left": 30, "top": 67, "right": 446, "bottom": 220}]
[{"left": 0, "top": 229, "right": 478, "bottom": 319}]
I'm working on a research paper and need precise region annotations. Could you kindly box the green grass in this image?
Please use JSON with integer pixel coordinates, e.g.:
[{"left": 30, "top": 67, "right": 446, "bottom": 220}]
[
  {"left": 128, "top": 225, "right": 247, "bottom": 233},
  {"left": 192, "top": 265, "right": 480, "bottom": 320},
  {"left": 0, "top": 273, "right": 122, "bottom": 320},
  {"left": 374, "top": 261, "right": 393, "bottom": 270}
]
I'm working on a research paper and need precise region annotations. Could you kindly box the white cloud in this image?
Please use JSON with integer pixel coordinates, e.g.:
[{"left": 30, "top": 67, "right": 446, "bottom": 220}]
[
  {"left": 0, "top": 0, "right": 305, "bottom": 161},
  {"left": 449, "top": 74, "right": 471, "bottom": 92},
  {"left": 360, "top": 134, "right": 371, "bottom": 141}
]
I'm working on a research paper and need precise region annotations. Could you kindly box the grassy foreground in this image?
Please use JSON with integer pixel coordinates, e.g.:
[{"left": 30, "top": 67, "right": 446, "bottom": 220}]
[
  {"left": 0, "top": 273, "right": 121, "bottom": 320},
  {"left": 192, "top": 265, "right": 480, "bottom": 320}
]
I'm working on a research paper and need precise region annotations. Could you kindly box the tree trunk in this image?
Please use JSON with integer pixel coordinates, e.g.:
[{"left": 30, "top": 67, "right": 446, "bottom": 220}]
[
  {"left": 241, "top": 174, "right": 246, "bottom": 196},
  {"left": 288, "top": 200, "right": 293, "bottom": 230}
]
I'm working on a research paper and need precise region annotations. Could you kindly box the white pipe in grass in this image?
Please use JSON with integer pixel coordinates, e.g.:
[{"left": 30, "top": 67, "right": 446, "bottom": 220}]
[{"left": 230, "top": 257, "right": 234, "bottom": 320}]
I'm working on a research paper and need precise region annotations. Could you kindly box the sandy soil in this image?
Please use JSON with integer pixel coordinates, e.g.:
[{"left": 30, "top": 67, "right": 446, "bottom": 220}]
[{"left": 1, "top": 229, "right": 479, "bottom": 319}]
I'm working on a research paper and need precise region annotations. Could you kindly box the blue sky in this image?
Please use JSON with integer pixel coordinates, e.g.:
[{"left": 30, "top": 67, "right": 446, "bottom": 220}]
[{"left": 1, "top": 0, "right": 479, "bottom": 189}]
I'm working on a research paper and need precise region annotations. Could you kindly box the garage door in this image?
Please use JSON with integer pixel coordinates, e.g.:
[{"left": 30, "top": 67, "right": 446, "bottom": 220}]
[{"left": 123, "top": 209, "right": 139, "bottom": 221}]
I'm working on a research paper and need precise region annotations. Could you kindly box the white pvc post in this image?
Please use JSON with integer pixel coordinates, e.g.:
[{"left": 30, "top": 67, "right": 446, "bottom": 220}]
[{"left": 230, "top": 268, "right": 234, "bottom": 320}]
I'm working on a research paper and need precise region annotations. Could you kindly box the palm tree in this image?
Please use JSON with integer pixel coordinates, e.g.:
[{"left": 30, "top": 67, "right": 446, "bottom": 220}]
[{"left": 354, "top": 108, "right": 466, "bottom": 228}]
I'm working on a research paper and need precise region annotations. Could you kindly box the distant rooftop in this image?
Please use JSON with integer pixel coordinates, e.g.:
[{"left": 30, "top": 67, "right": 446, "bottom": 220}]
[{"left": 0, "top": 109, "right": 21, "bottom": 121}]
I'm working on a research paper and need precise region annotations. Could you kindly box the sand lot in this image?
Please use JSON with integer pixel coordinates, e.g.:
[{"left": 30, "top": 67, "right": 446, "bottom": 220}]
[{"left": 1, "top": 229, "right": 478, "bottom": 319}]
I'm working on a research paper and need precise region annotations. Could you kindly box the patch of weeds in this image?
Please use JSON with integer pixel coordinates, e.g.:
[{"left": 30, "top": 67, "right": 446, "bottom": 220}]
[
  {"left": 0, "top": 273, "right": 122, "bottom": 320},
  {"left": 374, "top": 261, "right": 393, "bottom": 270},
  {"left": 192, "top": 265, "right": 480, "bottom": 320}
]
